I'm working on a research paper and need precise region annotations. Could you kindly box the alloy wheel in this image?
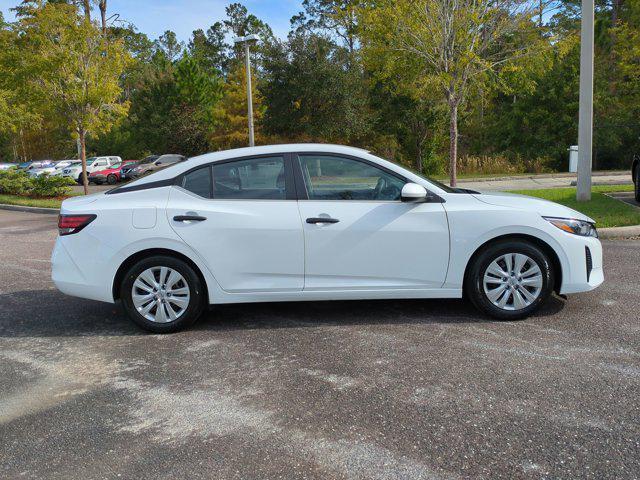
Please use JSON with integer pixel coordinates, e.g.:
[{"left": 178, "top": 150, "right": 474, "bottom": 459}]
[
  {"left": 483, "top": 253, "right": 543, "bottom": 311},
  {"left": 131, "top": 266, "right": 191, "bottom": 323}
]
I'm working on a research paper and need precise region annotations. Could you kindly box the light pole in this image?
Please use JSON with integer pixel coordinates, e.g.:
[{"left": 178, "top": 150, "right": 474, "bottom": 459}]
[
  {"left": 233, "top": 34, "right": 259, "bottom": 148},
  {"left": 577, "top": 0, "right": 594, "bottom": 201}
]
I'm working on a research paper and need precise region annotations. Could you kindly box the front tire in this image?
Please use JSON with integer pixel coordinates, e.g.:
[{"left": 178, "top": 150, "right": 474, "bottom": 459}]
[
  {"left": 120, "top": 255, "right": 205, "bottom": 333},
  {"left": 465, "top": 240, "right": 554, "bottom": 320},
  {"left": 107, "top": 174, "right": 117, "bottom": 185}
]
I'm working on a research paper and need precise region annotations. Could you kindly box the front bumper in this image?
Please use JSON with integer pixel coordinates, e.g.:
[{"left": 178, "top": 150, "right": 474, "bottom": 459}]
[{"left": 559, "top": 235, "right": 603, "bottom": 294}]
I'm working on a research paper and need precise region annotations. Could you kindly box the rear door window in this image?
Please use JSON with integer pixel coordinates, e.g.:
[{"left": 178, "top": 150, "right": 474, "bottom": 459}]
[
  {"left": 212, "top": 156, "right": 287, "bottom": 200},
  {"left": 182, "top": 166, "right": 212, "bottom": 198}
]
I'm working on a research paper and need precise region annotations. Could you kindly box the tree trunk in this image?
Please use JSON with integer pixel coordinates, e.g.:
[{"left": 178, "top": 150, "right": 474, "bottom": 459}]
[
  {"left": 99, "top": 1, "right": 107, "bottom": 34},
  {"left": 538, "top": 0, "right": 543, "bottom": 28},
  {"left": 82, "top": 0, "right": 91, "bottom": 21},
  {"left": 448, "top": 102, "right": 458, "bottom": 187},
  {"left": 19, "top": 128, "right": 27, "bottom": 162},
  {"left": 79, "top": 129, "right": 89, "bottom": 196}
]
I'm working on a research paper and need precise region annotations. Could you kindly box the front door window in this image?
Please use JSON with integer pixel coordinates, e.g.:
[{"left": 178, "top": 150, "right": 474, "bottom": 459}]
[{"left": 298, "top": 155, "right": 406, "bottom": 201}]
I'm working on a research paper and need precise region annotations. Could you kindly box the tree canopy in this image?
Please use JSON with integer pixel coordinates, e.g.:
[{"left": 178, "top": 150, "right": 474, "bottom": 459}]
[{"left": 0, "top": 0, "right": 638, "bottom": 184}]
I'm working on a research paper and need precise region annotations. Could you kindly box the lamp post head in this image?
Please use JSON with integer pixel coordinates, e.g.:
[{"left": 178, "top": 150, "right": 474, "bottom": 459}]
[{"left": 233, "top": 34, "right": 260, "bottom": 45}]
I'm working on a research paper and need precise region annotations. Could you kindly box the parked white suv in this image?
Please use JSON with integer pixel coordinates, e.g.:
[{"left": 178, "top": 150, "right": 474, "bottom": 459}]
[{"left": 60, "top": 156, "right": 122, "bottom": 183}]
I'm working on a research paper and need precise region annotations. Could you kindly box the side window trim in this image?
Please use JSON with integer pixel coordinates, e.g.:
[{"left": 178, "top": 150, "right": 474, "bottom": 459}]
[{"left": 292, "top": 152, "right": 410, "bottom": 202}]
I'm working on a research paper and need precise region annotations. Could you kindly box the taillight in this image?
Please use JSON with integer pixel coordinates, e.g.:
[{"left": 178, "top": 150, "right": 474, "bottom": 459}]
[{"left": 58, "top": 214, "right": 97, "bottom": 236}]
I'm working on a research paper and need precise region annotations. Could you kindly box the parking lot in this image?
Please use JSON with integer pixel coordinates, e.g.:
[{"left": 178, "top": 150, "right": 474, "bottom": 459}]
[{"left": 0, "top": 209, "right": 639, "bottom": 479}]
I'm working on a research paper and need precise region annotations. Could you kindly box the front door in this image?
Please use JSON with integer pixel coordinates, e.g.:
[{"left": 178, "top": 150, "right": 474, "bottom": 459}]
[
  {"left": 295, "top": 154, "right": 450, "bottom": 290},
  {"left": 167, "top": 155, "right": 304, "bottom": 293}
]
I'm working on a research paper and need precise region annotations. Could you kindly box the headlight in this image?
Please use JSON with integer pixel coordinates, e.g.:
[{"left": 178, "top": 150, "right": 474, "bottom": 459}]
[{"left": 544, "top": 217, "right": 598, "bottom": 237}]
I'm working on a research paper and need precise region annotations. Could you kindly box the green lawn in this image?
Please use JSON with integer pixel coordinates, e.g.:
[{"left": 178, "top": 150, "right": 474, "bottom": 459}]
[
  {"left": 0, "top": 194, "right": 70, "bottom": 209},
  {"left": 509, "top": 185, "right": 640, "bottom": 228}
]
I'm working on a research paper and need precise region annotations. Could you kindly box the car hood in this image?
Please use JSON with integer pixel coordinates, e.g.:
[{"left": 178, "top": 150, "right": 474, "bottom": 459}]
[{"left": 472, "top": 191, "right": 595, "bottom": 223}]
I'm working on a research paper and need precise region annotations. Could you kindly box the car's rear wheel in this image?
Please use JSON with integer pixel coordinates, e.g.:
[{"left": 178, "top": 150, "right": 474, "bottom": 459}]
[
  {"left": 107, "top": 174, "right": 117, "bottom": 185},
  {"left": 466, "top": 240, "right": 554, "bottom": 320},
  {"left": 120, "top": 255, "right": 205, "bottom": 333}
]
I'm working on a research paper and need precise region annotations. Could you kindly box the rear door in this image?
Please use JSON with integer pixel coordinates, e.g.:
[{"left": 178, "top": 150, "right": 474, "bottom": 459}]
[
  {"left": 295, "top": 153, "right": 450, "bottom": 290},
  {"left": 166, "top": 154, "right": 304, "bottom": 293}
]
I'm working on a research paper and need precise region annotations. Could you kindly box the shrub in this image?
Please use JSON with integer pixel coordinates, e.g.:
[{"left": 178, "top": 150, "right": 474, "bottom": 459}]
[
  {"left": 0, "top": 169, "right": 33, "bottom": 195},
  {"left": 455, "top": 154, "right": 552, "bottom": 176},
  {"left": 0, "top": 168, "right": 74, "bottom": 198},
  {"left": 30, "top": 174, "right": 75, "bottom": 197}
]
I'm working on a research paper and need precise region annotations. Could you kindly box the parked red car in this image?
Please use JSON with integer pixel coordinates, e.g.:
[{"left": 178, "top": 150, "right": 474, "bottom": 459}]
[{"left": 88, "top": 160, "right": 138, "bottom": 185}]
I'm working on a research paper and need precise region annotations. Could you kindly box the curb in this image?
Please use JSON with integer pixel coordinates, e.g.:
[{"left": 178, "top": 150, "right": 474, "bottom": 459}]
[
  {"left": 598, "top": 225, "right": 640, "bottom": 239},
  {"left": 0, "top": 203, "right": 59, "bottom": 215}
]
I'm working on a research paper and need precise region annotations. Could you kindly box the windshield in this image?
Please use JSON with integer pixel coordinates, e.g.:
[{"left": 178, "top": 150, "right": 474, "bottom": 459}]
[
  {"left": 18, "top": 162, "right": 31, "bottom": 168},
  {"left": 86, "top": 157, "right": 97, "bottom": 165},
  {"left": 371, "top": 154, "right": 457, "bottom": 193},
  {"left": 111, "top": 163, "right": 122, "bottom": 169}
]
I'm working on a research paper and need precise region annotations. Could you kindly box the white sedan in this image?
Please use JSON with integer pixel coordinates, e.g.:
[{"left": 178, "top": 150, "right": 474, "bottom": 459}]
[{"left": 52, "top": 144, "right": 603, "bottom": 333}]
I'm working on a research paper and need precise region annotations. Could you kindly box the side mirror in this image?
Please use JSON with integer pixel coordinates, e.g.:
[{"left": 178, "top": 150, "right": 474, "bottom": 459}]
[{"left": 401, "top": 183, "right": 428, "bottom": 202}]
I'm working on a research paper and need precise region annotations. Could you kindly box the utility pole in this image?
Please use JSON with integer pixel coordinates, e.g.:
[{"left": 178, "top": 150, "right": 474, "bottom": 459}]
[
  {"left": 233, "top": 34, "right": 260, "bottom": 148},
  {"left": 577, "top": 0, "right": 594, "bottom": 201}
]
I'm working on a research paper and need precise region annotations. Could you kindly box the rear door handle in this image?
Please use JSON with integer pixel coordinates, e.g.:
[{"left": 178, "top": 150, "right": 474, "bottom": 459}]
[
  {"left": 173, "top": 215, "right": 207, "bottom": 222},
  {"left": 306, "top": 217, "right": 339, "bottom": 224}
]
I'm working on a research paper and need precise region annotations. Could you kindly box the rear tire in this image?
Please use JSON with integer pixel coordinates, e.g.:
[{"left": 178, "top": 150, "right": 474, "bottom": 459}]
[
  {"left": 465, "top": 239, "right": 554, "bottom": 320},
  {"left": 120, "top": 255, "right": 205, "bottom": 333}
]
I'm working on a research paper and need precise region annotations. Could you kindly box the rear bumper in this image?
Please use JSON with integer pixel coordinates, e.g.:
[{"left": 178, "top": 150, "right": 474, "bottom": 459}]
[{"left": 51, "top": 236, "right": 115, "bottom": 303}]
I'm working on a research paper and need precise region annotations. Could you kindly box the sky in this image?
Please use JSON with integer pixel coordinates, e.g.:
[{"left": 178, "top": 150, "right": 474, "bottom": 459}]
[{"left": 0, "top": 0, "right": 303, "bottom": 41}]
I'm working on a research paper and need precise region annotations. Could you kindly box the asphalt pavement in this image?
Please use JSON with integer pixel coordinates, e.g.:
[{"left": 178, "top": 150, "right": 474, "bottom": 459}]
[{"left": 0, "top": 210, "right": 639, "bottom": 479}]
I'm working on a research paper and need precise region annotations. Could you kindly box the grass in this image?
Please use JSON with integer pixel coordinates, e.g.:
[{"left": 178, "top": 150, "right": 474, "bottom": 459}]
[
  {"left": 0, "top": 194, "right": 77, "bottom": 209},
  {"left": 509, "top": 185, "right": 640, "bottom": 228}
]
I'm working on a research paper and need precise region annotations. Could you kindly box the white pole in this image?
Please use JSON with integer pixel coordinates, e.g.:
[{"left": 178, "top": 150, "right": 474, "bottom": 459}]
[
  {"left": 245, "top": 42, "right": 255, "bottom": 148},
  {"left": 576, "top": 0, "right": 594, "bottom": 201}
]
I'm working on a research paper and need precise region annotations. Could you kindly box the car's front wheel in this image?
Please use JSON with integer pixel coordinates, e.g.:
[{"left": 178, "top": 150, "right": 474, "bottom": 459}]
[
  {"left": 120, "top": 255, "right": 206, "bottom": 333},
  {"left": 466, "top": 240, "right": 554, "bottom": 320},
  {"left": 107, "top": 174, "right": 117, "bottom": 185}
]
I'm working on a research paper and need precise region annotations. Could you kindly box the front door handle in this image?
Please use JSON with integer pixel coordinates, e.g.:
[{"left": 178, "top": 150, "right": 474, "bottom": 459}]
[
  {"left": 306, "top": 217, "right": 339, "bottom": 224},
  {"left": 173, "top": 215, "right": 207, "bottom": 222}
]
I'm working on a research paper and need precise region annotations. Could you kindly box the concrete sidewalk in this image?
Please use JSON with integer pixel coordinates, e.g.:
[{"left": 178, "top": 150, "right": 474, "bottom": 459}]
[{"left": 456, "top": 170, "right": 631, "bottom": 191}]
